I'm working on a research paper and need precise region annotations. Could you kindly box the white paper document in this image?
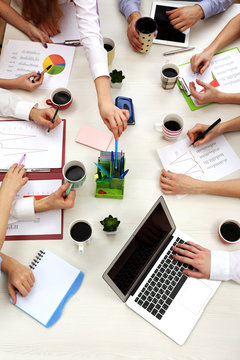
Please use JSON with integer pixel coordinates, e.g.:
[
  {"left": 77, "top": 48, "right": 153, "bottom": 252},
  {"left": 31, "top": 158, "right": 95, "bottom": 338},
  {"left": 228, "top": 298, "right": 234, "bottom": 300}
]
[
  {"left": 0, "top": 121, "right": 64, "bottom": 170},
  {"left": 51, "top": 2, "right": 80, "bottom": 44},
  {"left": 6, "top": 179, "right": 62, "bottom": 237},
  {"left": 158, "top": 135, "right": 240, "bottom": 183},
  {"left": 0, "top": 40, "right": 75, "bottom": 89}
]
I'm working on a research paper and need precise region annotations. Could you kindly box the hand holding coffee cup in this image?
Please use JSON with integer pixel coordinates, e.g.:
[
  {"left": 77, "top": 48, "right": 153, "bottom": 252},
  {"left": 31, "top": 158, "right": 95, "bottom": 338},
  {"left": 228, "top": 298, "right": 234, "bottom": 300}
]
[
  {"left": 103, "top": 37, "right": 115, "bottom": 66},
  {"left": 218, "top": 219, "right": 240, "bottom": 244},
  {"left": 46, "top": 87, "right": 72, "bottom": 110},
  {"left": 161, "top": 63, "right": 179, "bottom": 89},
  {"left": 135, "top": 17, "right": 157, "bottom": 54},
  {"left": 69, "top": 219, "right": 92, "bottom": 253},
  {"left": 155, "top": 114, "right": 183, "bottom": 141},
  {"left": 62, "top": 160, "right": 86, "bottom": 197}
]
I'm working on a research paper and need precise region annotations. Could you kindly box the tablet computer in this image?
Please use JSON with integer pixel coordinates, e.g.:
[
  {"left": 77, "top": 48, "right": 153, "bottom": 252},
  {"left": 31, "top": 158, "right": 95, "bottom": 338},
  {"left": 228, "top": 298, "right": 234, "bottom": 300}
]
[{"left": 150, "top": 2, "right": 190, "bottom": 47}]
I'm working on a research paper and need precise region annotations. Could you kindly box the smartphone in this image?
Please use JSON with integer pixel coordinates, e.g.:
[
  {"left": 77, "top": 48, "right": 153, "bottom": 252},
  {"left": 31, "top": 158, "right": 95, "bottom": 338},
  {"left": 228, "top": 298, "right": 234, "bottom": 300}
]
[{"left": 115, "top": 96, "right": 135, "bottom": 125}]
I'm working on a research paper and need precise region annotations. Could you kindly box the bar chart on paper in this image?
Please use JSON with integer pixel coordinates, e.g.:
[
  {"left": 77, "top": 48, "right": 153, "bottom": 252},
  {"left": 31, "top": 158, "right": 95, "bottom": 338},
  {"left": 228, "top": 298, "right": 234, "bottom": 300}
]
[{"left": 0, "top": 121, "right": 64, "bottom": 170}]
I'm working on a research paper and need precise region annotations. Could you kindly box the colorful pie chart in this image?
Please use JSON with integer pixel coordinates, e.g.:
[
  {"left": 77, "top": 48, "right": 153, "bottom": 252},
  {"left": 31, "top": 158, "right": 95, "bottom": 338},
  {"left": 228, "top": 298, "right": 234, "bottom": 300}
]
[{"left": 43, "top": 54, "right": 66, "bottom": 75}]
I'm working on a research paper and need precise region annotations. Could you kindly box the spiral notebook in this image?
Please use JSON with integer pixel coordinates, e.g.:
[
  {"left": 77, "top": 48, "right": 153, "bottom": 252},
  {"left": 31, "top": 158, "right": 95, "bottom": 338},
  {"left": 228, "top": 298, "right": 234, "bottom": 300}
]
[{"left": 15, "top": 249, "right": 84, "bottom": 327}]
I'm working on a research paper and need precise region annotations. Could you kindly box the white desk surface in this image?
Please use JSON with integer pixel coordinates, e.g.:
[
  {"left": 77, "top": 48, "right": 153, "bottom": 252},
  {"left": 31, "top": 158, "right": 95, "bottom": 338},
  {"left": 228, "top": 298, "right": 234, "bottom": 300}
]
[{"left": 1, "top": 1, "right": 240, "bottom": 359}]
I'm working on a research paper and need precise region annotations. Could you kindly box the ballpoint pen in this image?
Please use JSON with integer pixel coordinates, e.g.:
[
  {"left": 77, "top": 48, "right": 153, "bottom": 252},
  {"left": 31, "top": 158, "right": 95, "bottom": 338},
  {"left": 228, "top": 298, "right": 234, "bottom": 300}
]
[
  {"left": 190, "top": 118, "right": 221, "bottom": 146},
  {"left": 120, "top": 152, "right": 124, "bottom": 176},
  {"left": 111, "top": 151, "right": 114, "bottom": 172},
  {"left": 17, "top": 153, "right": 26, "bottom": 166},
  {"left": 32, "top": 64, "right": 52, "bottom": 83},
  {"left": 163, "top": 47, "right": 195, "bottom": 56},
  {"left": 119, "top": 169, "right": 129, "bottom": 179},
  {"left": 47, "top": 106, "right": 59, "bottom": 133}
]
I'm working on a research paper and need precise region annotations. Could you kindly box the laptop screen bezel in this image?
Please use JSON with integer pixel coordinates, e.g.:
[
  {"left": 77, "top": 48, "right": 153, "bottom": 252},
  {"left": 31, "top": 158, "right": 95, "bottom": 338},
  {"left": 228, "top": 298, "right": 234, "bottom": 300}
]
[{"left": 102, "top": 196, "right": 176, "bottom": 302}]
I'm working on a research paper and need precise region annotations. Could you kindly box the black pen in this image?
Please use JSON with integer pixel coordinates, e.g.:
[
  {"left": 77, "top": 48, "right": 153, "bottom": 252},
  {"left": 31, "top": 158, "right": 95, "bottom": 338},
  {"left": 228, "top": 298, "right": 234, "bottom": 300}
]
[
  {"left": 190, "top": 118, "right": 221, "bottom": 146},
  {"left": 32, "top": 64, "right": 52, "bottom": 83},
  {"left": 47, "top": 106, "right": 59, "bottom": 133}
]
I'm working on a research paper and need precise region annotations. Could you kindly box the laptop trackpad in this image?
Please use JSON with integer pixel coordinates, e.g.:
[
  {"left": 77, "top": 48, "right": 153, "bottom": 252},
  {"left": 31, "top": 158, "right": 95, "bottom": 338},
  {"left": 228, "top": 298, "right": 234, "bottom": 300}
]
[{"left": 178, "top": 278, "right": 213, "bottom": 315}]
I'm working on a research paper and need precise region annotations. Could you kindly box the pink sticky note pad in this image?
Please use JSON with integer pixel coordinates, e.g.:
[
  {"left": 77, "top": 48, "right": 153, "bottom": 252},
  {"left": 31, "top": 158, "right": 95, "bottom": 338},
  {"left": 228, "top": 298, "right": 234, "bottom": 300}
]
[{"left": 75, "top": 125, "right": 113, "bottom": 151}]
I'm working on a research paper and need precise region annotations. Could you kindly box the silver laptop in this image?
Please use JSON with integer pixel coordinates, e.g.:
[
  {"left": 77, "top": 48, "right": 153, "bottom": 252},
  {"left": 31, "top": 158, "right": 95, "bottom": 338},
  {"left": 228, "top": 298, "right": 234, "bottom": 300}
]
[{"left": 103, "top": 196, "right": 220, "bottom": 345}]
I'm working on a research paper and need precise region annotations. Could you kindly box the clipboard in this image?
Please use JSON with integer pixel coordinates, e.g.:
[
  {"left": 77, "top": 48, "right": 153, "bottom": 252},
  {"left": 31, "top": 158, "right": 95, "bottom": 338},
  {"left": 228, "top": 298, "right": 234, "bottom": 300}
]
[
  {"left": 177, "top": 47, "right": 240, "bottom": 111},
  {"left": 0, "top": 120, "right": 66, "bottom": 241}
]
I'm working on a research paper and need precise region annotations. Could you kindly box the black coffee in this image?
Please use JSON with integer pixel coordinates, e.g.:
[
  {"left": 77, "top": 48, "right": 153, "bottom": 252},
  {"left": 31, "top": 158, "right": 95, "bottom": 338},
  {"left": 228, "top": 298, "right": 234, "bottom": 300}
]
[
  {"left": 104, "top": 44, "right": 113, "bottom": 52},
  {"left": 162, "top": 68, "right": 178, "bottom": 78},
  {"left": 65, "top": 165, "right": 84, "bottom": 181},
  {"left": 136, "top": 17, "right": 157, "bottom": 34},
  {"left": 220, "top": 222, "right": 240, "bottom": 242},
  {"left": 53, "top": 91, "right": 71, "bottom": 105},
  {"left": 71, "top": 222, "right": 92, "bottom": 242},
  {"left": 165, "top": 120, "right": 181, "bottom": 131}
]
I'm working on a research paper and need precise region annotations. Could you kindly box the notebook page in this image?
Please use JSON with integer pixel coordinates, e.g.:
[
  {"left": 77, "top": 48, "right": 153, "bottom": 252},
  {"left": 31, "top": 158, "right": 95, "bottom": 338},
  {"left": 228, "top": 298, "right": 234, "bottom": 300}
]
[{"left": 16, "top": 249, "right": 80, "bottom": 326}]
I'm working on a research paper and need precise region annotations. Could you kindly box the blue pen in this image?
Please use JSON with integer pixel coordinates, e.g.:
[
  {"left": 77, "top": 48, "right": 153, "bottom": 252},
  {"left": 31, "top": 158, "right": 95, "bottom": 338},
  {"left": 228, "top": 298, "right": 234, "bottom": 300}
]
[
  {"left": 120, "top": 153, "right": 124, "bottom": 175},
  {"left": 115, "top": 140, "right": 118, "bottom": 169},
  {"left": 119, "top": 169, "right": 129, "bottom": 179},
  {"left": 111, "top": 151, "right": 114, "bottom": 170}
]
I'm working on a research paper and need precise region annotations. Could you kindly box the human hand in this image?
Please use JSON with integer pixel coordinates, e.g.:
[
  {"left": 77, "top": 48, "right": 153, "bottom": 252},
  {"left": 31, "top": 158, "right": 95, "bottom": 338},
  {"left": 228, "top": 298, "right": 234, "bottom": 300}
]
[
  {"left": 29, "top": 107, "right": 61, "bottom": 130},
  {"left": 190, "top": 49, "right": 213, "bottom": 75},
  {"left": 167, "top": 5, "right": 204, "bottom": 32},
  {"left": 160, "top": 169, "right": 201, "bottom": 195},
  {"left": 39, "top": 21, "right": 60, "bottom": 37},
  {"left": 172, "top": 241, "right": 211, "bottom": 279},
  {"left": 187, "top": 122, "right": 221, "bottom": 146},
  {"left": 127, "top": 12, "right": 142, "bottom": 51},
  {"left": 1, "top": 164, "right": 28, "bottom": 199},
  {"left": 14, "top": 72, "right": 44, "bottom": 91},
  {"left": 189, "top": 79, "right": 221, "bottom": 105},
  {"left": 26, "top": 22, "right": 52, "bottom": 47},
  {"left": 6, "top": 257, "right": 35, "bottom": 305},
  {"left": 99, "top": 100, "right": 129, "bottom": 140},
  {"left": 34, "top": 183, "right": 76, "bottom": 213}
]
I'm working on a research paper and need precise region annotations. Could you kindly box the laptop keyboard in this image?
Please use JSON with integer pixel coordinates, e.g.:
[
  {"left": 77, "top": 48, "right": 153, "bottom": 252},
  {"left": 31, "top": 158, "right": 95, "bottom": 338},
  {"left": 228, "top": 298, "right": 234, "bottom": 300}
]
[{"left": 134, "top": 237, "right": 194, "bottom": 320}]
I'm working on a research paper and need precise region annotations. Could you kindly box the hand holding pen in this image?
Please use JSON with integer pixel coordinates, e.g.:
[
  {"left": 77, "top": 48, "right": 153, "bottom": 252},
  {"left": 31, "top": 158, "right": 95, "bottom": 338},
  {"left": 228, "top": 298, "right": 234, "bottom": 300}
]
[
  {"left": 47, "top": 106, "right": 60, "bottom": 133},
  {"left": 188, "top": 118, "right": 221, "bottom": 146},
  {"left": 13, "top": 72, "right": 44, "bottom": 91}
]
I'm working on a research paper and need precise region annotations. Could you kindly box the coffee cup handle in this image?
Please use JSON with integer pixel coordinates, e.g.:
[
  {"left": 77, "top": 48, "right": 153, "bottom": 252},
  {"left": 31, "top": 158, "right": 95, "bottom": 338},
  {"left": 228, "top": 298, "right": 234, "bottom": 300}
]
[
  {"left": 65, "top": 182, "right": 73, "bottom": 197},
  {"left": 154, "top": 122, "right": 163, "bottom": 133},
  {"left": 78, "top": 244, "right": 84, "bottom": 253},
  {"left": 46, "top": 99, "right": 53, "bottom": 106}
]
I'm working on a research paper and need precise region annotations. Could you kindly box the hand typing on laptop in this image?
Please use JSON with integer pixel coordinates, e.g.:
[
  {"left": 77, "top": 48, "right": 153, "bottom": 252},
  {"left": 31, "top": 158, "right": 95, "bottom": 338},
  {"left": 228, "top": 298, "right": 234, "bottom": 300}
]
[{"left": 172, "top": 241, "right": 210, "bottom": 279}]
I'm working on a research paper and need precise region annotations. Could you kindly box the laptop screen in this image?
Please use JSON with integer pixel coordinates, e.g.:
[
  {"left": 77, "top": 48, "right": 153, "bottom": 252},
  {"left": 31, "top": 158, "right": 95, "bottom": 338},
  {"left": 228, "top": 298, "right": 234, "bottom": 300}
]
[{"left": 103, "top": 196, "right": 175, "bottom": 302}]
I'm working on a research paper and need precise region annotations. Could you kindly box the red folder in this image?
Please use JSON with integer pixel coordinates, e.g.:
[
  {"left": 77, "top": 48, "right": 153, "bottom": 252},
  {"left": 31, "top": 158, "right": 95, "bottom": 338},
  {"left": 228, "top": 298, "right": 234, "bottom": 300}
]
[{"left": 0, "top": 120, "right": 66, "bottom": 241}]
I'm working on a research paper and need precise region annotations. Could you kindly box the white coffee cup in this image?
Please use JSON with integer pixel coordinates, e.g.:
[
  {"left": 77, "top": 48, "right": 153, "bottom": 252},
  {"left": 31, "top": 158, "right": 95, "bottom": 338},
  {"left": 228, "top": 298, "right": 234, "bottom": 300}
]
[
  {"left": 69, "top": 219, "right": 93, "bottom": 253},
  {"left": 155, "top": 114, "right": 183, "bottom": 141},
  {"left": 161, "top": 63, "right": 179, "bottom": 89}
]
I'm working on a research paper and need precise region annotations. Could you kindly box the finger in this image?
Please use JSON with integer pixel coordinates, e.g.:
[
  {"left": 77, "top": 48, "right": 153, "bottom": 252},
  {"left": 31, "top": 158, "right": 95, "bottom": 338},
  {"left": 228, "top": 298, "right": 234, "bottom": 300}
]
[
  {"left": 9, "top": 163, "right": 18, "bottom": 173},
  {"left": 199, "top": 62, "right": 209, "bottom": 74},
  {"left": 50, "top": 114, "right": 61, "bottom": 129},
  {"left": 182, "top": 269, "right": 204, "bottom": 278},
  {"left": 30, "top": 271, "right": 35, "bottom": 283},
  {"left": 186, "top": 241, "right": 206, "bottom": 251},
  {"left": 173, "top": 253, "right": 194, "bottom": 266},
  {"left": 114, "top": 113, "right": 123, "bottom": 137},
  {"left": 26, "top": 276, "right": 34, "bottom": 289},
  {"left": 106, "top": 117, "right": 119, "bottom": 140},
  {"left": 174, "top": 243, "right": 199, "bottom": 255},
  {"left": 8, "top": 284, "right": 17, "bottom": 305},
  {"left": 65, "top": 189, "right": 76, "bottom": 207},
  {"left": 119, "top": 110, "right": 128, "bottom": 131},
  {"left": 196, "top": 79, "right": 209, "bottom": 88},
  {"left": 22, "top": 279, "right": 31, "bottom": 293}
]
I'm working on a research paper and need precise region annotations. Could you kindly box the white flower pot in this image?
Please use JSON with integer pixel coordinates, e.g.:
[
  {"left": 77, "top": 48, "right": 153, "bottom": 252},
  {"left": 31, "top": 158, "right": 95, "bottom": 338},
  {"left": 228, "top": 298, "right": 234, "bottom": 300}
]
[{"left": 110, "top": 81, "right": 123, "bottom": 89}]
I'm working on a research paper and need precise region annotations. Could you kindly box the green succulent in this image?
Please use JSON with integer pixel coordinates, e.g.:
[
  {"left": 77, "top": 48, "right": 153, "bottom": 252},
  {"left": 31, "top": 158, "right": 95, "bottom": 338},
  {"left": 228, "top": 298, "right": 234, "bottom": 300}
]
[
  {"left": 100, "top": 215, "right": 120, "bottom": 232},
  {"left": 109, "top": 69, "right": 125, "bottom": 83}
]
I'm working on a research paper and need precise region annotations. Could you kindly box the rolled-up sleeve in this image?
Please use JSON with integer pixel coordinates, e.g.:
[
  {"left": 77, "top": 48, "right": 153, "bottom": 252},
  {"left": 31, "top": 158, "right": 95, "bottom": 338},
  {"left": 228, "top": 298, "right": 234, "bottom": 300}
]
[
  {"left": 199, "top": 0, "right": 234, "bottom": 19},
  {"left": 118, "top": 0, "right": 141, "bottom": 20},
  {"left": 74, "top": 0, "right": 109, "bottom": 80},
  {"left": 9, "top": 197, "right": 36, "bottom": 224},
  {"left": 210, "top": 250, "right": 240, "bottom": 283}
]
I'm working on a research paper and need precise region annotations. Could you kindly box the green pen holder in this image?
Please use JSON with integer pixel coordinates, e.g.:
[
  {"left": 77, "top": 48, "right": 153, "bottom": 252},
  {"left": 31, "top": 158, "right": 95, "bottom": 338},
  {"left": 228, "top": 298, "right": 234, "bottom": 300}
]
[{"left": 95, "top": 157, "right": 125, "bottom": 199}]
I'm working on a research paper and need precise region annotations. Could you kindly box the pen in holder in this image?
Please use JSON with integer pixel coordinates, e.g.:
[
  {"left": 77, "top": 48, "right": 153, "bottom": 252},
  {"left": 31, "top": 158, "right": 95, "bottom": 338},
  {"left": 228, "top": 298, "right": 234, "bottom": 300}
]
[{"left": 94, "top": 151, "right": 126, "bottom": 199}]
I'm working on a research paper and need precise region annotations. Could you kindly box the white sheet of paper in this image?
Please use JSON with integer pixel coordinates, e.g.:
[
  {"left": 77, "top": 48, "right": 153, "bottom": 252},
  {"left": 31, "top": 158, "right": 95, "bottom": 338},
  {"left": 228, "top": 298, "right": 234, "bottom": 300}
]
[
  {"left": 51, "top": 3, "right": 80, "bottom": 43},
  {"left": 158, "top": 135, "right": 240, "bottom": 183},
  {"left": 6, "top": 179, "right": 62, "bottom": 236},
  {"left": 0, "top": 121, "right": 63, "bottom": 170},
  {"left": 0, "top": 40, "right": 75, "bottom": 89}
]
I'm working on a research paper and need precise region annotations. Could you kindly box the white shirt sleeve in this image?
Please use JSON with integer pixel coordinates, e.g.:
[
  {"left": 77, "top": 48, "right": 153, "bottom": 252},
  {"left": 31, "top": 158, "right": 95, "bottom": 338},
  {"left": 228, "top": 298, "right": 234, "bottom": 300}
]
[
  {"left": 9, "top": 197, "right": 36, "bottom": 224},
  {"left": 210, "top": 250, "right": 240, "bottom": 284},
  {"left": 73, "top": 0, "right": 109, "bottom": 80},
  {"left": 0, "top": 88, "right": 36, "bottom": 120}
]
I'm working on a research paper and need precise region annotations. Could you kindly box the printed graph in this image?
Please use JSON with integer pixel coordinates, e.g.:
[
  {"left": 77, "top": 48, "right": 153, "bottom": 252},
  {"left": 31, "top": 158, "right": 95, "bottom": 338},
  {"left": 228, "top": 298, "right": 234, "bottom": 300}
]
[
  {"left": 43, "top": 54, "right": 66, "bottom": 75},
  {"left": 169, "top": 150, "right": 204, "bottom": 177}
]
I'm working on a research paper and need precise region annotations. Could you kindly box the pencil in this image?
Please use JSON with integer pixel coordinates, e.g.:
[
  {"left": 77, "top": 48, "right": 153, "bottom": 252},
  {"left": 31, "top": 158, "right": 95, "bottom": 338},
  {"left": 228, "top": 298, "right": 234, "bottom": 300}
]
[
  {"left": 190, "top": 118, "right": 221, "bottom": 146},
  {"left": 47, "top": 106, "right": 59, "bottom": 133},
  {"left": 32, "top": 64, "right": 52, "bottom": 83},
  {"left": 163, "top": 47, "right": 195, "bottom": 56},
  {"left": 17, "top": 153, "right": 26, "bottom": 166}
]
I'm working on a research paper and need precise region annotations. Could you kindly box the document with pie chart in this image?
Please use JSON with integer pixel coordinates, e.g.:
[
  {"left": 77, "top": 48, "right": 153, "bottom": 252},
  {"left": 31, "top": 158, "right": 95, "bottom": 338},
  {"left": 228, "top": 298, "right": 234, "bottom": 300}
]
[{"left": 0, "top": 40, "right": 75, "bottom": 89}]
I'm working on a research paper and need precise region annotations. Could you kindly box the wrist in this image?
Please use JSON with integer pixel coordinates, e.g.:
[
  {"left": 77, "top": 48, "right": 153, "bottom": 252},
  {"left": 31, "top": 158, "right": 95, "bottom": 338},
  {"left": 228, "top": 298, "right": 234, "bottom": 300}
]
[
  {"left": 34, "top": 197, "right": 51, "bottom": 213},
  {"left": 194, "top": 5, "right": 204, "bottom": 20},
  {"left": 29, "top": 107, "right": 38, "bottom": 121},
  {"left": 128, "top": 12, "right": 141, "bottom": 24}
]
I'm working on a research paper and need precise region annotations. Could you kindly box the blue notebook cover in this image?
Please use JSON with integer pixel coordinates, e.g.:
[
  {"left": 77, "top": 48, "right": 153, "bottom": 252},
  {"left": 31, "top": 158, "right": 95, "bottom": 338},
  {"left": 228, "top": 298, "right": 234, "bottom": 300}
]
[{"left": 14, "top": 249, "right": 84, "bottom": 327}]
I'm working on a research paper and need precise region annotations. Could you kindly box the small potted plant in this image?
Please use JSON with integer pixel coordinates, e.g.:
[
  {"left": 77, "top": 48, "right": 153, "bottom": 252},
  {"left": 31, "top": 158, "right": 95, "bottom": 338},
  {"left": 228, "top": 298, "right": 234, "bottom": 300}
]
[
  {"left": 100, "top": 215, "right": 120, "bottom": 234},
  {"left": 110, "top": 69, "right": 125, "bottom": 88}
]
